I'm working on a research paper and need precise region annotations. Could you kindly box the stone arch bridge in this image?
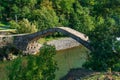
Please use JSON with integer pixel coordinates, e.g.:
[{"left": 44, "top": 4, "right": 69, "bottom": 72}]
[{"left": 0, "top": 27, "right": 91, "bottom": 54}]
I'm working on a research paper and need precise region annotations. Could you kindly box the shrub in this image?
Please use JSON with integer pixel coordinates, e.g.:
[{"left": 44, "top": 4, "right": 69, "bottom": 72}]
[
  {"left": 7, "top": 44, "right": 58, "bottom": 80},
  {"left": 9, "top": 19, "right": 37, "bottom": 33}
]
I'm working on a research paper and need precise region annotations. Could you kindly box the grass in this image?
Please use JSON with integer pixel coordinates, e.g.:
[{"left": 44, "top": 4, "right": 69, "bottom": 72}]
[
  {"left": 0, "top": 23, "right": 11, "bottom": 30},
  {"left": 38, "top": 37, "right": 66, "bottom": 44},
  {"left": 0, "top": 23, "right": 6, "bottom": 27},
  {"left": 0, "top": 61, "right": 10, "bottom": 80},
  {"left": 0, "top": 26, "right": 7, "bottom": 30},
  {"left": 0, "top": 23, "right": 16, "bottom": 33}
]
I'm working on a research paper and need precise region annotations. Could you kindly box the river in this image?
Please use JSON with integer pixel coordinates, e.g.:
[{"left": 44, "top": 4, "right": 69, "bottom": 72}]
[{"left": 54, "top": 45, "right": 89, "bottom": 80}]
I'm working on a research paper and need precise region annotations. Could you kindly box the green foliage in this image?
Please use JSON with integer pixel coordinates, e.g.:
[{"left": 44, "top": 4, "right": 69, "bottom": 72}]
[
  {"left": 7, "top": 44, "right": 57, "bottom": 80},
  {"left": 83, "top": 17, "right": 120, "bottom": 71},
  {"left": 59, "top": 14, "right": 69, "bottom": 26},
  {"left": 9, "top": 19, "right": 37, "bottom": 33},
  {"left": 52, "top": 0, "right": 75, "bottom": 14},
  {"left": 32, "top": 7, "right": 59, "bottom": 30},
  {"left": 7, "top": 58, "right": 23, "bottom": 80},
  {"left": 18, "top": 19, "right": 37, "bottom": 33},
  {"left": 9, "top": 20, "right": 20, "bottom": 30},
  {"left": 1, "top": 0, "right": 120, "bottom": 72},
  {"left": 69, "top": 1, "right": 94, "bottom": 34}
]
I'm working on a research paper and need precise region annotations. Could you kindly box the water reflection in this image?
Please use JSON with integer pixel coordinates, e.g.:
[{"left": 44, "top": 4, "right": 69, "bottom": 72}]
[{"left": 54, "top": 46, "right": 89, "bottom": 80}]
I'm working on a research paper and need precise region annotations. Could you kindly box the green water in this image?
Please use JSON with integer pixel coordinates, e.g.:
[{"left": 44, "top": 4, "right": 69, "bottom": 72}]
[{"left": 54, "top": 46, "right": 89, "bottom": 80}]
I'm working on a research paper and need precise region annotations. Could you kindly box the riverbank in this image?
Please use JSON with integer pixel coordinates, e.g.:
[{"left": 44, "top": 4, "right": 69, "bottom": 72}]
[
  {"left": 46, "top": 37, "right": 81, "bottom": 51},
  {"left": 61, "top": 68, "right": 120, "bottom": 80}
]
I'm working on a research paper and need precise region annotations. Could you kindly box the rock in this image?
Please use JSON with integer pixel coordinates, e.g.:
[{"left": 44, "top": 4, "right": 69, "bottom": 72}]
[
  {"left": 3, "top": 56, "right": 7, "bottom": 61},
  {"left": 7, "top": 53, "right": 17, "bottom": 60},
  {"left": 47, "top": 37, "right": 81, "bottom": 51},
  {"left": 24, "top": 37, "right": 82, "bottom": 55}
]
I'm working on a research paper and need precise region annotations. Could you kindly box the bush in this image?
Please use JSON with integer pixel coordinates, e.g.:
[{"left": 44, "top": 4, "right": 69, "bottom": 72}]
[
  {"left": 83, "top": 18, "right": 120, "bottom": 71},
  {"left": 7, "top": 44, "right": 58, "bottom": 80},
  {"left": 32, "top": 7, "right": 59, "bottom": 31},
  {"left": 9, "top": 19, "right": 37, "bottom": 33}
]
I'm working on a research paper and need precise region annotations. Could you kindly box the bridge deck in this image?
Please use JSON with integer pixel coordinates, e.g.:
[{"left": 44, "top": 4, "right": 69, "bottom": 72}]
[{"left": 57, "top": 27, "right": 88, "bottom": 41}]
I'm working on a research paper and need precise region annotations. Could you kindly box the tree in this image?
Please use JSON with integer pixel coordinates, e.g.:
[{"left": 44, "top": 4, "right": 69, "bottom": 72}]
[
  {"left": 18, "top": 18, "right": 37, "bottom": 33},
  {"left": 52, "top": 0, "right": 75, "bottom": 14},
  {"left": 8, "top": 44, "right": 58, "bottom": 80},
  {"left": 69, "top": 1, "right": 94, "bottom": 34},
  {"left": 31, "top": 6, "right": 59, "bottom": 31},
  {"left": 9, "top": 18, "right": 37, "bottom": 33},
  {"left": 83, "top": 17, "right": 120, "bottom": 71}
]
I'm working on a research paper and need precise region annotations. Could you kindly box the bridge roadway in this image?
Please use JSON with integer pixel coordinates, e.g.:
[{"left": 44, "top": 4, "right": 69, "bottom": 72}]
[{"left": 0, "top": 27, "right": 91, "bottom": 54}]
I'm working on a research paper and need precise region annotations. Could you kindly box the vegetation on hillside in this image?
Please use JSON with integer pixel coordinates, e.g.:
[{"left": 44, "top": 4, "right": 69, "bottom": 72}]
[{"left": 0, "top": 0, "right": 120, "bottom": 79}]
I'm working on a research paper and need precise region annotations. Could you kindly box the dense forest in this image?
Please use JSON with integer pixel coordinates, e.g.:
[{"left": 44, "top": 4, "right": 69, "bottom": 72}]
[
  {"left": 0, "top": 0, "right": 119, "bottom": 34},
  {"left": 0, "top": 0, "right": 120, "bottom": 79}
]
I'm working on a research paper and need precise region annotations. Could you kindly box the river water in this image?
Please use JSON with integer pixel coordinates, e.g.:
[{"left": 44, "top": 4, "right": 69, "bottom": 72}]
[{"left": 54, "top": 46, "right": 89, "bottom": 80}]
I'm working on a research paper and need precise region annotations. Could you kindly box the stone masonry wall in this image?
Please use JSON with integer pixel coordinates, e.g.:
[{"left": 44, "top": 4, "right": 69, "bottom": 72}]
[{"left": 0, "top": 36, "right": 14, "bottom": 48}]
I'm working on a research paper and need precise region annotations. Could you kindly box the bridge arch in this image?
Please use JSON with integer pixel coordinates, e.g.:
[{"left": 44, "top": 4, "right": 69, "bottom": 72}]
[{"left": 13, "top": 27, "right": 91, "bottom": 54}]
